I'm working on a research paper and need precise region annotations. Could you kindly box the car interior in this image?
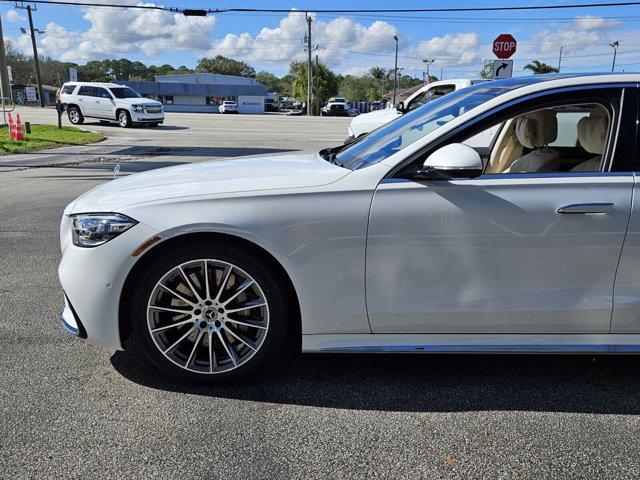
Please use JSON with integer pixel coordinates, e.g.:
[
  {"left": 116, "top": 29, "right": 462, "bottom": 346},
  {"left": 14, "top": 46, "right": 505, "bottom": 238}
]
[{"left": 466, "top": 103, "right": 610, "bottom": 174}]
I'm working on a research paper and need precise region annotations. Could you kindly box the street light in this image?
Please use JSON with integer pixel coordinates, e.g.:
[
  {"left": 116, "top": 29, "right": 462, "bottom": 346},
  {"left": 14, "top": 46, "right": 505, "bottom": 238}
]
[
  {"left": 610, "top": 41, "right": 619, "bottom": 72},
  {"left": 423, "top": 59, "right": 435, "bottom": 84},
  {"left": 392, "top": 35, "right": 399, "bottom": 105}
]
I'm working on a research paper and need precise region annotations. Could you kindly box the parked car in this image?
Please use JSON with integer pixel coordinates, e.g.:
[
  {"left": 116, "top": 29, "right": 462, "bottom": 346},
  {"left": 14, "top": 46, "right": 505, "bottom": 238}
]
[
  {"left": 321, "top": 97, "right": 350, "bottom": 116},
  {"left": 59, "top": 73, "right": 639, "bottom": 384},
  {"left": 279, "top": 97, "right": 295, "bottom": 110},
  {"left": 59, "top": 82, "right": 164, "bottom": 128},
  {"left": 219, "top": 101, "right": 238, "bottom": 114},
  {"left": 346, "top": 79, "right": 485, "bottom": 142},
  {"left": 347, "top": 108, "right": 360, "bottom": 117},
  {"left": 264, "top": 98, "right": 279, "bottom": 112}
]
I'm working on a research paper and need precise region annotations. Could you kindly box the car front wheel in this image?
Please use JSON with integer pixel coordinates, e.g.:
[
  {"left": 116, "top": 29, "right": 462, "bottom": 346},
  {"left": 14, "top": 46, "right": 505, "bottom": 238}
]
[
  {"left": 128, "top": 241, "right": 291, "bottom": 384},
  {"left": 118, "top": 110, "right": 132, "bottom": 128}
]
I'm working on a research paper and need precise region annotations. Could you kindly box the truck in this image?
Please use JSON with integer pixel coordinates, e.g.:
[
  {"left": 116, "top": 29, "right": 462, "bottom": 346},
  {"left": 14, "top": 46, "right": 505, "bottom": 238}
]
[{"left": 345, "top": 79, "right": 486, "bottom": 142}]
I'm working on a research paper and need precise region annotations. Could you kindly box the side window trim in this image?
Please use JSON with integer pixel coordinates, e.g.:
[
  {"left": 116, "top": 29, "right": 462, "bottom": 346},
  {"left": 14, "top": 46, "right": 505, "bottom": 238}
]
[{"left": 389, "top": 83, "right": 635, "bottom": 179}]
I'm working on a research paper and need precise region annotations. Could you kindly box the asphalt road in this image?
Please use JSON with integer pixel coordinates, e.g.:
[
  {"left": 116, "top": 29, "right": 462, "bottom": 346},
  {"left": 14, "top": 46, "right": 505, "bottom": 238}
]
[{"left": 2, "top": 110, "right": 640, "bottom": 479}]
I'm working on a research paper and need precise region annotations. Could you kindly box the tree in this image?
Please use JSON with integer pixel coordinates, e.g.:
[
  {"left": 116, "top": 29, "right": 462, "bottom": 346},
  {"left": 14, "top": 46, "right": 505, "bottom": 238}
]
[
  {"left": 289, "top": 61, "right": 339, "bottom": 106},
  {"left": 480, "top": 62, "right": 494, "bottom": 79},
  {"left": 255, "top": 71, "right": 289, "bottom": 96},
  {"left": 368, "top": 66, "right": 392, "bottom": 98},
  {"left": 524, "top": 60, "right": 559, "bottom": 75},
  {"left": 196, "top": 55, "right": 255, "bottom": 77}
]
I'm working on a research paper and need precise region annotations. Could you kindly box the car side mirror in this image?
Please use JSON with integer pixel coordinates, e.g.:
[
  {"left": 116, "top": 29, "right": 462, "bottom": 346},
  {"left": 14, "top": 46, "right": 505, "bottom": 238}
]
[{"left": 402, "top": 143, "right": 483, "bottom": 180}]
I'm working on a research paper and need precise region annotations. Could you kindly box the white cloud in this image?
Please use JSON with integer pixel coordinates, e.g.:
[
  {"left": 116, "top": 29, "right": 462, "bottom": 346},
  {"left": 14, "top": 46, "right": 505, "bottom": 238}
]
[
  {"left": 5, "top": 10, "right": 25, "bottom": 23},
  {"left": 529, "top": 16, "right": 618, "bottom": 54},
  {"left": 29, "top": 1, "right": 217, "bottom": 62},
  {"left": 415, "top": 32, "right": 482, "bottom": 67},
  {"left": 209, "top": 12, "right": 402, "bottom": 69}
]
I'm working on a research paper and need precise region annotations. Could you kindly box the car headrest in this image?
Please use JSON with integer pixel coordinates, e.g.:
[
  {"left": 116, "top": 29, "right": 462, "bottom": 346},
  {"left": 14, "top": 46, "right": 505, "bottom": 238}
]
[
  {"left": 577, "top": 106, "right": 608, "bottom": 155},
  {"left": 514, "top": 109, "right": 558, "bottom": 149}
]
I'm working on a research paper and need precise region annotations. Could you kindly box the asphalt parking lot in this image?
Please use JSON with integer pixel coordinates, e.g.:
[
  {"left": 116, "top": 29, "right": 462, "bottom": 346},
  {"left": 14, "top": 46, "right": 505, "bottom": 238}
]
[{"left": 2, "top": 110, "right": 640, "bottom": 479}]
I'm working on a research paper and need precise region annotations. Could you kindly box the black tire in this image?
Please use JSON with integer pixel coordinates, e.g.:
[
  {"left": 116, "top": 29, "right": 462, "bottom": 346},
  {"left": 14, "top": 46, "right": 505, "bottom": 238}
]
[
  {"left": 128, "top": 240, "right": 292, "bottom": 384},
  {"left": 117, "top": 110, "right": 132, "bottom": 128},
  {"left": 67, "top": 106, "right": 84, "bottom": 125}
]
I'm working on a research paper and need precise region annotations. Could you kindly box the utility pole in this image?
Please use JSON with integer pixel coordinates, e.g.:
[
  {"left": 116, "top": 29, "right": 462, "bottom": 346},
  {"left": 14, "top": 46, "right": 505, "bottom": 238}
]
[
  {"left": 0, "top": 13, "right": 13, "bottom": 125},
  {"left": 392, "top": 35, "right": 398, "bottom": 105},
  {"left": 610, "top": 41, "right": 619, "bottom": 72},
  {"left": 558, "top": 45, "right": 563, "bottom": 71},
  {"left": 17, "top": 3, "right": 45, "bottom": 107},
  {"left": 306, "top": 14, "right": 312, "bottom": 116},
  {"left": 315, "top": 54, "right": 320, "bottom": 116}
]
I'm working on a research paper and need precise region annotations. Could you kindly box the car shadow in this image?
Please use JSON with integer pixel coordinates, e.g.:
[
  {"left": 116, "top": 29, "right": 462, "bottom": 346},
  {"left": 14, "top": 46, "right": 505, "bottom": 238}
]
[
  {"left": 111, "top": 349, "right": 640, "bottom": 414},
  {"left": 83, "top": 121, "right": 190, "bottom": 131}
]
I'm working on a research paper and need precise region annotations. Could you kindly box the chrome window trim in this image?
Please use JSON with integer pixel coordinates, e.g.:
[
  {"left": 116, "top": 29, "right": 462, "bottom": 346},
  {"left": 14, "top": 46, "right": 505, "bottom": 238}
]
[{"left": 381, "top": 171, "right": 632, "bottom": 184}]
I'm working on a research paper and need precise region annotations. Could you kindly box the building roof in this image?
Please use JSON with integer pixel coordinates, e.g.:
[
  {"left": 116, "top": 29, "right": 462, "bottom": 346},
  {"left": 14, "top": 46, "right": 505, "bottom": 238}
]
[{"left": 117, "top": 80, "right": 268, "bottom": 97}]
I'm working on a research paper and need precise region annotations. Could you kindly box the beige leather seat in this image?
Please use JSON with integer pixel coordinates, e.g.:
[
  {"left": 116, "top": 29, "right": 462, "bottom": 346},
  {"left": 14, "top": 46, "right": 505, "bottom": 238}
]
[
  {"left": 504, "top": 109, "right": 560, "bottom": 173},
  {"left": 571, "top": 106, "right": 608, "bottom": 172}
]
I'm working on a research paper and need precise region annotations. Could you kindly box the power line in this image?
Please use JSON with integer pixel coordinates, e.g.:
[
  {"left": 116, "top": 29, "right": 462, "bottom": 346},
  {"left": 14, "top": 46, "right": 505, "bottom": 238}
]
[
  {"left": 4, "top": 0, "right": 640, "bottom": 14},
  {"left": 2, "top": 0, "right": 167, "bottom": 10}
]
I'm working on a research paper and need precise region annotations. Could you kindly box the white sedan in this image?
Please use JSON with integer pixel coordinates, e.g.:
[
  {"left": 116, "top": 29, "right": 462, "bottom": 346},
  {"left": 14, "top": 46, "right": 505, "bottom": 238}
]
[
  {"left": 218, "top": 101, "right": 238, "bottom": 113},
  {"left": 59, "top": 73, "right": 640, "bottom": 384}
]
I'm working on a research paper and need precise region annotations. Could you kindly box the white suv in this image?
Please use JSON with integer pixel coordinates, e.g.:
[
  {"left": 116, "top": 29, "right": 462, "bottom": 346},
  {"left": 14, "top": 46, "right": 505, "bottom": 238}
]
[{"left": 59, "top": 82, "right": 164, "bottom": 128}]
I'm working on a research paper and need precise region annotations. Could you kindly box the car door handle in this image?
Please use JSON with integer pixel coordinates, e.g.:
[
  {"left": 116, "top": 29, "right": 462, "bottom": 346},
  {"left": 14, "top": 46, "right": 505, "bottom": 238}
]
[{"left": 557, "top": 202, "right": 615, "bottom": 214}]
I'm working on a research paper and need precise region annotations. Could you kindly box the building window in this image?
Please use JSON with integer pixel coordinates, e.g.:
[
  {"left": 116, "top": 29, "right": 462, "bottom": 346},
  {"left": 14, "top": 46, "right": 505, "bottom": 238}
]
[
  {"left": 206, "top": 96, "right": 237, "bottom": 105},
  {"left": 157, "top": 95, "right": 174, "bottom": 105}
]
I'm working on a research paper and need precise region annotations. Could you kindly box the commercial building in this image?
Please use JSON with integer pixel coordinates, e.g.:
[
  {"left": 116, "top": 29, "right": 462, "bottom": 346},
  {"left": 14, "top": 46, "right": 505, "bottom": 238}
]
[{"left": 118, "top": 73, "right": 268, "bottom": 114}]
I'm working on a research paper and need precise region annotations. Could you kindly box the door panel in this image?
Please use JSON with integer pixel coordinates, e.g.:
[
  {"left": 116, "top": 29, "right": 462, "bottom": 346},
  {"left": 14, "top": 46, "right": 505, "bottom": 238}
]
[
  {"left": 366, "top": 174, "right": 633, "bottom": 334},
  {"left": 92, "top": 88, "right": 115, "bottom": 119}
]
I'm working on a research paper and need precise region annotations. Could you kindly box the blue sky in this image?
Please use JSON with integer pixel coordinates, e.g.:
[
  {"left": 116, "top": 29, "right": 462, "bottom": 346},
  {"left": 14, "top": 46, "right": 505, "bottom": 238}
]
[{"left": 1, "top": 0, "right": 638, "bottom": 78}]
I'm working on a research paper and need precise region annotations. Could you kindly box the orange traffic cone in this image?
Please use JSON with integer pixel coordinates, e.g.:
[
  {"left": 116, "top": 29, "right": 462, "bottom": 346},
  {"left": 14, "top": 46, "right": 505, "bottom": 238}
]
[
  {"left": 7, "top": 112, "right": 15, "bottom": 140},
  {"left": 15, "top": 114, "right": 25, "bottom": 141}
]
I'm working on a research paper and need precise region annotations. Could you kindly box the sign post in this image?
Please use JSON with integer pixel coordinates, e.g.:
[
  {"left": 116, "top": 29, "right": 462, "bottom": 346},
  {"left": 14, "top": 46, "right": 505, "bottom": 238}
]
[{"left": 492, "top": 34, "right": 517, "bottom": 79}]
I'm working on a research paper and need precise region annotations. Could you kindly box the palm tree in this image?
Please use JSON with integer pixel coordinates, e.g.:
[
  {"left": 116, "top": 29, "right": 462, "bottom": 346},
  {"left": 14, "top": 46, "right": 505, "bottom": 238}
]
[{"left": 524, "top": 60, "right": 559, "bottom": 74}]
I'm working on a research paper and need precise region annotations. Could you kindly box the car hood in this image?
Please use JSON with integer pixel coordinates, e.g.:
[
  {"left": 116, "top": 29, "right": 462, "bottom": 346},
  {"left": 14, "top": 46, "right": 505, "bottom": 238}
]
[
  {"left": 116, "top": 98, "right": 162, "bottom": 107},
  {"left": 67, "top": 151, "right": 350, "bottom": 213},
  {"left": 352, "top": 108, "right": 398, "bottom": 124},
  {"left": 349, "top": 107, "right": 400, "bottom": 135}
]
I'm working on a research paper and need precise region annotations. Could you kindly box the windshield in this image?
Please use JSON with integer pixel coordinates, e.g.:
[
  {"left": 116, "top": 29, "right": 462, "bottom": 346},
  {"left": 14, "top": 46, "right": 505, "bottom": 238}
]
[
  {"left": 109, "top": 87, "right": 141, "bottom": 99},
  {"left": 336, "top": 76, "right": 557, "bottom": 170}
]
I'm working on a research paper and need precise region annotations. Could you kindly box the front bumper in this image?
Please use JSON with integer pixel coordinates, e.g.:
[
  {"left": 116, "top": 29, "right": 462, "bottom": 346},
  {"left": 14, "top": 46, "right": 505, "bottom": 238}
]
[
  {"left": 58, "top": 214, "right": 159, "bottom": 349},
  {"left": 61, "top": 293, "right": 87, "bottom": 338},
  {"left": 131, "top": 111, "right": 164, "bottom": 123}
]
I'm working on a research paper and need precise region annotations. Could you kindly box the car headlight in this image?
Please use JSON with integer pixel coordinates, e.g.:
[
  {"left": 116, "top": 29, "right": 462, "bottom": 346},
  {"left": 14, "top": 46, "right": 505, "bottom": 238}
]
[
  {"left": 132, "top": 104, "right": 145, "bottom": 112},
  {"left": 71, "top": 213, "right": 137, "bottom": 247}
]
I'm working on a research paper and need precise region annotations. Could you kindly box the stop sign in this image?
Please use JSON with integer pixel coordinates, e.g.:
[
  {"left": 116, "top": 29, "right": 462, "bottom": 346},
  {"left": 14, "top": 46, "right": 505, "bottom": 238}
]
[{"left": 493, "top": 34, "right": 517, "bottom": 59}]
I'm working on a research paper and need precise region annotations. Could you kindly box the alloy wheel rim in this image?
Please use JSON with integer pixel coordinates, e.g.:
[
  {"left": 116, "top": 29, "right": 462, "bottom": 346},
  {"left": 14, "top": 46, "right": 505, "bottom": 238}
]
[
  {"left": 146, "top": 259, "right": 269, "bottom": 374},
  {"left": 119, "top": 112, "right": 127, "bottom": 126},
  {"left": 69, "top": 110, "right": 78, "bottom": 123}
]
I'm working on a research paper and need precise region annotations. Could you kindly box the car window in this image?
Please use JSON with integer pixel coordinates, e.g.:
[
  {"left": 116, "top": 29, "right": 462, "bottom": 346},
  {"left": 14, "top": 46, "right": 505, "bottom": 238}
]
[
  {"left": 93, "top": 87, "right": 111, "bottom": 99},
  {"left": 407, "top": 85, "right": 456, "bottom": 111},
  {"left": 78, "top": 86, "right": 95, "bottom": 97},
  {"left": 61, "top": 84, "right": 76, "bottom": 95},
  {"left": 336, "top": 78, "right": 552, "bottom": 170},
  {"left": 109, "top": 87, "right": 140, "bottom": 99},
  {"left": 464, "top": 102, "right": 612, "bottom": 174}
]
